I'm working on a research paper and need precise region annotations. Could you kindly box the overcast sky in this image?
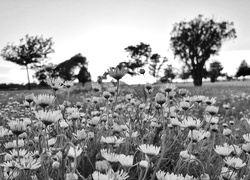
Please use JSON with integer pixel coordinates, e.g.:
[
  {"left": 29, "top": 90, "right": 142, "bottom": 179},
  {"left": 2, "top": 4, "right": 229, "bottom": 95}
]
[{"left": 0, "top": 0, "right": 250, "bottom": 84}]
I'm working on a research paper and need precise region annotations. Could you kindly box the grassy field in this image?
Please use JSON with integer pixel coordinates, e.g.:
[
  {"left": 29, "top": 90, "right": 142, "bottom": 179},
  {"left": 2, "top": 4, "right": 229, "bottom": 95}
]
[{"left": 1, "top": 80, "right": 250, "bottom": 179}]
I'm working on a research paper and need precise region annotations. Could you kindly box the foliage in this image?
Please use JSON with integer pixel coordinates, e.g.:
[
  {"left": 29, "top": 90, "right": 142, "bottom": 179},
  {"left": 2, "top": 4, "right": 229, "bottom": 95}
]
[
  {"left": 179, "top": 66, "right": 191, "bottom": 81},
  {"left": 1, "top": 34, "right": 54, "bottom": 89},
  {"left": 35, "top": 54, "right": 91, "bottom": 85},
  {"left": 235, "top": 60, "right": 250, "bottom": 79},
  {"left": 149, "top": 54, "right": 168, "bottom": 81},
  {"left": 117, "top": 42, "right": 151, "bottom": 76},
  {"left": 170, "top": 14, "right": 236, "bottom": 86},
  {"left": 160, "top": 65, "right": 176, "bottom": 83},
  {"left": 208, "top": 60, "right": 224, "bottom": 82}
]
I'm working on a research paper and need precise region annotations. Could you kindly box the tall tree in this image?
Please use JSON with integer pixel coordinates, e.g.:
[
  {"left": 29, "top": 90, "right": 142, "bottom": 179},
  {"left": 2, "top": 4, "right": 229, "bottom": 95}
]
[
  {"left": 170, "top": 15, "right": 236, "bottom": 86},
  {"left": 118, "top": 42, "right": 151, "bottom": 75},
  {"left": 208, "top": 60, "right": 224, "bottom": 82},
  {"left": 1, "top": 35, "right": 54, "bottom": 89},
  {"left": 235, "top": 60, "right": 250, "bottom": 80}
]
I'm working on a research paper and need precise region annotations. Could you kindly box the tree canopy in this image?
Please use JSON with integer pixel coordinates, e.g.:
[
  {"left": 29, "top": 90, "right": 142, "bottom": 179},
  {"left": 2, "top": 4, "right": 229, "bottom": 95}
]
[
  {"left": 208, "top": 60, "right": 224, "bottom": 82},
  {"left": 1, "top": 34, "right": 54, "bottom": 89},
  {"left": 117, "top": 42, "right": 151, "bottom": 76},
  {"left": 170, "top": 15, "right": 236, "bottom": 86},
  {"left": 235, "top": 60, "right": 250, "bottom": 79},
  {"left": 34, "top": 53, "right": 91, "bottom": 85}
]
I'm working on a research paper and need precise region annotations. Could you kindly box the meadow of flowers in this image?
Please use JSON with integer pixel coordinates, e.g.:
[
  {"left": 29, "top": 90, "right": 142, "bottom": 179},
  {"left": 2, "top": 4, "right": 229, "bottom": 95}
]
[{"left": 1, "top": 68, "right": 250, "bottom": 180}]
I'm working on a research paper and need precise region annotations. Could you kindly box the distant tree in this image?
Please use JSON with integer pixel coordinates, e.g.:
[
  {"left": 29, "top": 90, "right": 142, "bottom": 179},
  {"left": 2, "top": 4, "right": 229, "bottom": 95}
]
[
  {"left": 1, "top": 34, "right": 54, "bottom": 89},
  {"left": 149, "top": 54, "right": 168, "bottom": 81},
  {"left": 170, "top": 15, "right": 236, "bottom": 86},
  {"left": 53, "top": 53, "right": 91, "bottom": 85},
  {"left": 179, "top": 66, "right": 191, "bottom": 81},
  {"left": 160, "top": 65, "right": 176, "bottom": 83},
  {"left": 208, "top": 60, "right": 224, "bottom": 82},
  {"left": 235, "top": 60, "right": 250, "bottom": 80},
  {"left": 117, "top": 42, "right": 151, "bottom": 75}
]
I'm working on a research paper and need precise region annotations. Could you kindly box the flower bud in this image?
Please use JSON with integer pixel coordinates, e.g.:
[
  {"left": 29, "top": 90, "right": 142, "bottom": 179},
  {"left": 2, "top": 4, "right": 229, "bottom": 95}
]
[
  {"left": 200, "top": 173, "right": 210, "bottom": 180},
  {"left": 65, "top": 173, "right": 78, "bottom": 180},
  {"left": 52, "top": 161, "right": 60, "bottom": 169},
  {"left": 155, "top": 93, "right": 166, "bottom": 105},
  {"left": 139, "top": 68, "right": 145, "bottom": 74}
]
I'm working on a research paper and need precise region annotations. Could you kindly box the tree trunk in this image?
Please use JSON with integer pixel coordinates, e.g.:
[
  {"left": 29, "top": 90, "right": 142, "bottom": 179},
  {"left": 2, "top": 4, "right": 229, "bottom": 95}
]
[
  {"left": 26, "top": 65, "right": 31, "bottom": 90},
  {"left": 192, "top": 68, "right": 203, "bottom": 86}
]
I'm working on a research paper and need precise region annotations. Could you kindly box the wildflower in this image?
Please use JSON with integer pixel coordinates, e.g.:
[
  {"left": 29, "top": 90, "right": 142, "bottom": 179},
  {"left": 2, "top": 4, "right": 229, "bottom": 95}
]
[
  {"left": 108, "top": 66, "right": 127, "bottom": 81},
  {"left": 67, "top": 145, "right": 82, "bottom": 159},
  {"left": 35, "top": 110, "right": 62, "bottom": 126},
  {"left": 210, "top": 124, "right": 219, "bottom": 133},
  {"left": 242, "top": 143, "right": 250, "bottom": 153},
  {"left": 162, "top": 83, "right": 177, "bottom": 93},
  {"left": 92, "top": 97, "right": 99, "bottom": 104},
  {"left": 125, "top": 131, "right": 138, "bottom": 138},
  {"left": 117, "top": 154, "right": 134, "bottom": 167},
  {"left": 220, "top": 167, "right": 237, "bottom": 180},
  {"left": 192, "top": 95, "right": 206, "bottom": 104},
  {"left": 168, "top": 91, "right": 176, "bottom": 99},
  {"left": 170, "top": 118, "right": 181, "bottom": 127},
  {"left": 33, "top": 94, "right": 55, "bottom": 108},
  {"left": 0, "top": 160, "right": 17, "bottom": 168},
  {"left": 203, "top": 97, "right": 216, "bottom": 105},
  {"left": 139, "top": 160, "right": 149, "bottom": 168},
  {"left": 64, "top": 80, "right": 74, "bottom": 88},
  {"left": 45, "top": 77, "right": 64, "bottom": 91},
  {"left": 155, "top": 93, "right": 166, "bottom": 105},
  {"left": 145, "top": 83, "right": 153, "bottom": 91},
  {"left": 156, "top": 170, "right": 195, "bottom": 180},
  {"left": 16, "top": 156, "right": 41, "bottom": 170},
  {"left": 92, "top": 171, "right": 112, "bottom": 180},
  {"left": 223, "top": 103, "right": 230, "bottom": 110},
  {"left": 181, "top": 116, "right": 202, "bottom": 130},
  {"left": 8, "top": 120, "right": 27, "bottom": 136},
  {"left": 188, "top": 130, "right": 204, "bottom": 143},
  {"left": 101, "top": 149, "right": 118, "bottom": 162},
  {"left": 224, "top": 157, "right": 246, "bottom": 169},
  {"left": 25, "top": 94, "right": 34, "bottom": 104},
  {"left": 214, "top": 145, "right": 232, "bottom": 157},
  {"left": 178, "top": 88, "right": 188, "bottom": 96},
  {"left": 113, "top": 170, "right": 129, "bottom": 180},
  {"left": 52, "top": 161, "right": 60, "bottom": 169},
  {"left": 179, "top": 101, "right": 190, "bottom": 111},
  {"left": 3, "top": 169, "right": 19, "bottom": 180},
  {"left": 230, "top": 144, "right": 242, "bottom": 156},
  {"left": 73, "top": 129, "right": 87, "bottom": 141},
  {"left": 138, "top": 144, "right": 160, "bottom": 157},
  {"left": 179, "top": 150, "right": 196, "bottom": 161},
  {"left": 223, "top": 128, "right": 232, "bottom": 137},
  {"left": 205, "top": 105, "right": 219, "bottom": 116},
  {"left": 103, "top": 91, "right": 111, "bottom": 99},
  {"left": 65, "top": 173, "right": 78, "bottom": 180},
  {"left": 200, "top": 174, "right": 210, "bottom": 180},
  {"left": 23, "top": 100, "right": 30, "bottom": 108},
  {"left": 89, "top": 117, "right": 100, "bottom": 126},
  {"left": 210, "top": 116, "right": 219, "bottom": 125},
  {"left": 95, "top": 160, "right": 110, "bottom": 173},
  {"left": 0, "top": 126, "right": 10, "bottom": 138},
  {"left": 243, "top": 134, "right": 250, "bottom": 142}
]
